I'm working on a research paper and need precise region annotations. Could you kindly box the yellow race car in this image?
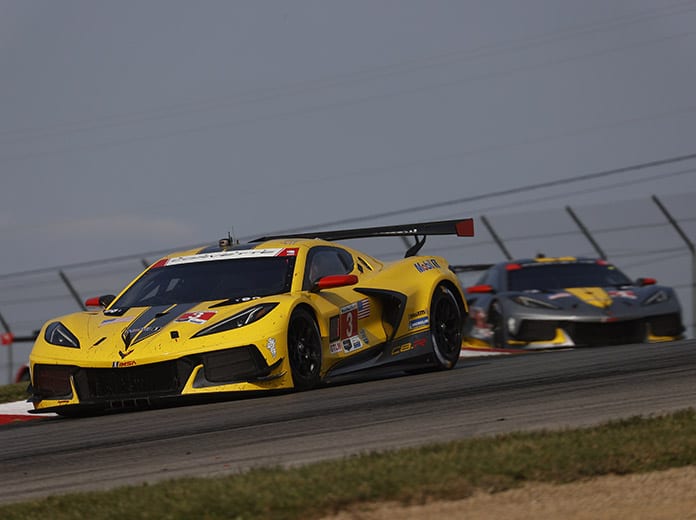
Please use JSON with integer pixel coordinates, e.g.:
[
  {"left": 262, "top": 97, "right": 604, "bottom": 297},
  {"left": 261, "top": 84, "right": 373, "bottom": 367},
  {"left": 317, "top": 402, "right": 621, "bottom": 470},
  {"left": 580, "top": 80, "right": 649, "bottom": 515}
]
[{"left": 28, "top": 218, "right": 473, "bottom": 415}]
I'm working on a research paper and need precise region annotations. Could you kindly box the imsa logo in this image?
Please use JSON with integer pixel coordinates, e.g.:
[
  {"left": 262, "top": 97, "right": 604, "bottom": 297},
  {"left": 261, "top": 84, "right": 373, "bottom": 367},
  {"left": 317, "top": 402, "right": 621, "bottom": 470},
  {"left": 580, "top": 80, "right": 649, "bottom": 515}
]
[{"left": 112, "top": 360, "right": 137, "bottom": 368}]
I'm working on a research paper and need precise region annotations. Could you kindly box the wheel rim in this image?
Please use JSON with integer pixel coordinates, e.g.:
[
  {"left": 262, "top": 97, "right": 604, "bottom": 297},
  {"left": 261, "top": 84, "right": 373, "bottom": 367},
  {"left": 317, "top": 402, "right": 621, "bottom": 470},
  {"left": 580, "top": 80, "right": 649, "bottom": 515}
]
[
  {"left": 288, "top": 315, "right": 321, "bottom": 378},
  {"left": 432, "top": 292, "right": 462, "bottom": 357}
]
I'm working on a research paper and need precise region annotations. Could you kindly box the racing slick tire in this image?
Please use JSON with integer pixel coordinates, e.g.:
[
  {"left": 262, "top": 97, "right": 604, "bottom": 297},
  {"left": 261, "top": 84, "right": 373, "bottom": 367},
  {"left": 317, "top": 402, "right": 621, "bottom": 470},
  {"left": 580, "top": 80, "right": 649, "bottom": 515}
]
[
  {"left": 488, "top": 300, "right": 507, "bottom": 349},
  {"left": 287, "top": 308, "right": 322, "bottom": 390},
  {"left": 430, "top": 284, "right": 464, "bottom": 370}
]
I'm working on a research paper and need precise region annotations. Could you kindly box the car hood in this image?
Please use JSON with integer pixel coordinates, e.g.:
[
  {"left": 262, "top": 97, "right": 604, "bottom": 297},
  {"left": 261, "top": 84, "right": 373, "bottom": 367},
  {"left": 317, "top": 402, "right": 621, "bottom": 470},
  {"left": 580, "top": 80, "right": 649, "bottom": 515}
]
[
  {"left": 511, "top": 285, "right": 669, "bottom": 309},
  {"left": 36, "top": 297, "right": 287, "bottom": 365}
]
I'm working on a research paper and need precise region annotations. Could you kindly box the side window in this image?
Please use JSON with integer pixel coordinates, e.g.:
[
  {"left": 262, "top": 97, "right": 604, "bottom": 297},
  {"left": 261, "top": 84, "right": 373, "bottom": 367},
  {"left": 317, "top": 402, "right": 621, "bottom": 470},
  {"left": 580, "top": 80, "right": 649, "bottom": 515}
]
[
  {"left": 475, "top": 268, "right": 498, "bottom": 290},
  {"left": 303, "top": 247, "right": 354, "bottom": 290}
]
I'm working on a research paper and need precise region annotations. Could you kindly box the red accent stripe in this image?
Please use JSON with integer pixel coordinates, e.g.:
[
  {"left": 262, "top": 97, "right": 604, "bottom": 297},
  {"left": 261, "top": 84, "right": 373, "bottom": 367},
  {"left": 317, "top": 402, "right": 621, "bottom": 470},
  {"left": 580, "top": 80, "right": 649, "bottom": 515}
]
[
  {"left": 0, "top": 414, "right": 43, "bottom": 425},
  {"left": 150, "top": 258, "right": 168, "bottom": 268}
]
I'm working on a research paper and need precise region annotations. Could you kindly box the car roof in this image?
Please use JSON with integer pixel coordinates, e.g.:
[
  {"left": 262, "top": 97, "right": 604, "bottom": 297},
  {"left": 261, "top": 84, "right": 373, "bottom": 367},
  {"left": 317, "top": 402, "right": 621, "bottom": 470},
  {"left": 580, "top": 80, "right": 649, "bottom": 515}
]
[
  {"left": 148, "top": 237, "right": 362, "bottom": 268},
  {"left": 501, "top": 256, "right": 603, "bottom": 267}
]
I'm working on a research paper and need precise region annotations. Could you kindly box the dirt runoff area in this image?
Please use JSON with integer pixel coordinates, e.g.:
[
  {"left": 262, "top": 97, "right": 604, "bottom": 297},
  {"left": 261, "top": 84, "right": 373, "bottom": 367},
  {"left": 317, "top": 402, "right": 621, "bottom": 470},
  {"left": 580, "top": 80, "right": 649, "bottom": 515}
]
[{"left": 323, "top": 465, "right": 696, "bottom": 520}]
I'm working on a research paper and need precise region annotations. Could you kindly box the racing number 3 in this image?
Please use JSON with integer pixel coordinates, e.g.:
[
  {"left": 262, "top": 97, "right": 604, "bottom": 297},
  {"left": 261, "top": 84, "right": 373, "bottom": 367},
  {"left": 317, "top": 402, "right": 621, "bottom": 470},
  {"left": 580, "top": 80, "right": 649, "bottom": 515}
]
[{"left": 339, "top": 308, "right": 358, "bottom": 339}]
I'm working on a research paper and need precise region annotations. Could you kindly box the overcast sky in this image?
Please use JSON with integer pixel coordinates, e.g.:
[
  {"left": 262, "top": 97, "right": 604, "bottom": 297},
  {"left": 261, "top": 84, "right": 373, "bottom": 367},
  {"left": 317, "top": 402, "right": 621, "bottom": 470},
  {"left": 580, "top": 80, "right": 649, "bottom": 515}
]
[{"left": 2, "top": 0, "right": 696, "bottom": 276}]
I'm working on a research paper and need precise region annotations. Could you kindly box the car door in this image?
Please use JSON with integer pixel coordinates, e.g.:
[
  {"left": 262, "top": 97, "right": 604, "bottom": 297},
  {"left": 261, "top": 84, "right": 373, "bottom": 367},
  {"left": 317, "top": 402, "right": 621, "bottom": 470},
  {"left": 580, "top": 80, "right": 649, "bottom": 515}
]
[{"left": 304, "top": 246, "right": 387, "bottom": 358}]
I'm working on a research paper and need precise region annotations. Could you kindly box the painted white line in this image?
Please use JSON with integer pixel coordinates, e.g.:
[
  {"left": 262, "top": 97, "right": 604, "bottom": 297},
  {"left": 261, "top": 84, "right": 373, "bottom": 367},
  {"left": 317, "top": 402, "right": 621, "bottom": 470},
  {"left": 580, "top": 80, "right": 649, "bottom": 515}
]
[
  {"left": 0, "top": 400, "right": 35, "bottom": 415},
  {"left": 0, "top": 400, "right": 56, "bottom": 417},
  {"left": 460, "top": 349, "right": 510, "bottom": 357}
]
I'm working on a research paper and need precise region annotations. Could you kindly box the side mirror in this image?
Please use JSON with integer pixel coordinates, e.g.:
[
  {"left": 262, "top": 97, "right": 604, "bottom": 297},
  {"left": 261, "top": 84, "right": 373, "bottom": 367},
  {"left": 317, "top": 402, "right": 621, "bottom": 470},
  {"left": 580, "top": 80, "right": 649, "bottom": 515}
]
[
  {"left": 466, "top": 284, "right": 495, "bottom": 294},
  {"left": 85, "top": 294, "right": 116, "bottom": 308},
  {"left": 313, "top": 274, "right": 359, "bottom": 291}
]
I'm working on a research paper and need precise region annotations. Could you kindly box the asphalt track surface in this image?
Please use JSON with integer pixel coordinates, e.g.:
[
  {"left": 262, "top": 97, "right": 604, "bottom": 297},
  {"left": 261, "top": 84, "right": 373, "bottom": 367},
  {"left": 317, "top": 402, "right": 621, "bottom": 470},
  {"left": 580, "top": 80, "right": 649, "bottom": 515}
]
[{"left": 1, "top": 340, "right": 695, "bottom": 504}]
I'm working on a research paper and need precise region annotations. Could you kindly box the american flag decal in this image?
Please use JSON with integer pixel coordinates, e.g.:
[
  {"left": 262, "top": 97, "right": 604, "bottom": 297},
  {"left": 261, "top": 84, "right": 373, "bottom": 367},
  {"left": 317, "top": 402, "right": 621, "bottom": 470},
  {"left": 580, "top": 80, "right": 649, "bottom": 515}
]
[{"left": 357, "top": 298, "right": 371, "bottom": 319}]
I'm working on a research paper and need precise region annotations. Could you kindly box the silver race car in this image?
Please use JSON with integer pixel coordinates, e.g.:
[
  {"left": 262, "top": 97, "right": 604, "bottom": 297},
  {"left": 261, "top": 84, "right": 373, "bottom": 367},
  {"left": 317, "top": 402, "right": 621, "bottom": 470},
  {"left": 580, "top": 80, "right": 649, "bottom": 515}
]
[{"left": 456, "top": 257, "right": 684, "bottom": 350}]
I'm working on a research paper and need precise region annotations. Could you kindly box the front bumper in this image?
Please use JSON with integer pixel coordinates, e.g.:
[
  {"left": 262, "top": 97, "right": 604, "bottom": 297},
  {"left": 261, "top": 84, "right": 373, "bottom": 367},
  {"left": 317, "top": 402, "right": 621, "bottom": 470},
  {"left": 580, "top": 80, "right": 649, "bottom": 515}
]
[
  {"left": 509, "top": 312, "right": 683, "bottom": 347},
  {"left": 30, "top": 345, "right": 289, "bottom": 413}
]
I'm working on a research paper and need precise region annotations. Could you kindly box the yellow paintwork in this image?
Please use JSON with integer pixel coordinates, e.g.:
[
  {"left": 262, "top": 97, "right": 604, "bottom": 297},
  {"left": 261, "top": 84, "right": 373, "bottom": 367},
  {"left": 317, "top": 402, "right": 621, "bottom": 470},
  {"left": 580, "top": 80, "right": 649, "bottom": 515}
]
[
  {"left": 506, "top": 328, "right": 573, "bottom": 348},
  {"left": 29, "top": 237, "right": 466, "bottom": 412},
  {"left": 533, "top": 256, "right": 577, "bottom": 263},
  {"left": 565, "top": 287, "right": 613, "bottom": 308}
]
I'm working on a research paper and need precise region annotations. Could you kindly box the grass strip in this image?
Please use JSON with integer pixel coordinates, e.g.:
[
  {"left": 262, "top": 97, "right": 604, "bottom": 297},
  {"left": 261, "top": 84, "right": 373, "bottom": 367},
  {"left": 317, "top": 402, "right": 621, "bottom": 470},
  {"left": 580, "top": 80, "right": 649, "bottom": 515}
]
[
  {"left": 0, "top": 382, "right": 29, "bottom": 404},
  {"left": 1, "top": 409, "right": 695, "bottom": 520}
]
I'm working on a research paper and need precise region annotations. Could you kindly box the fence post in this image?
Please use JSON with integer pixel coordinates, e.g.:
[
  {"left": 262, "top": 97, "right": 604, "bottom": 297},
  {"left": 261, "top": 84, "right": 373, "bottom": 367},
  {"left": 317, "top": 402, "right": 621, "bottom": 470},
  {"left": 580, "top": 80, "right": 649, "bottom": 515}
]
[
  {"left": 0, "top": 312, "right": 12, "bottom": 385},
  {"left": 565, "top": 206, "right": 607, "bottom": 259},
  {"left": 59, "top": 270, "right": 86, "bottom": 311},
  {"left": 481, "top": 215, "right": 513, "bottom": 260},
  {"left": 651, "top": 195, "right": 695, "bottom": 338}
]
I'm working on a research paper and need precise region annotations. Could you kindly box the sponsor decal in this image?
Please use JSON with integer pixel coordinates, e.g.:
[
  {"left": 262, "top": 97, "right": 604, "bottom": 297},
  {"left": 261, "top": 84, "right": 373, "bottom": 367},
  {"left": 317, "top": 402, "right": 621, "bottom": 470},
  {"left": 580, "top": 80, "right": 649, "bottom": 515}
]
[
  {"left": 329, "top": 341, "right": 343, "bottom": 354},
  {"left": 123, "top": 326, "right": 161, "bottom": 348},
  {"left": 608, "top": 290, "right": 637, "bottom": 300},
  {"left": 266, "top": 338, "right": 277, "bottom": 358},
  {"left": 391, "top": 337, "right": 428, "bottom": 356},
  {"left": 340, "top": 302, "right": 357, "bottom": 314},
  {"left": 408, "top": 309, "right": 427, "bottom": 319},
  {"left": 165, "top": 248, "right": 290, "bottom": 266},
  {"left": 408, "top": 316, "right": 429, "bottom": 329},
  {"left": 126, "top": 326, "right": 161, "bottom": 336},
  {"left": 357, "top": 298, "right": 371, "bottom": 319},
  {"left": 413, "top": 258, "right": 441, "bottom": 273},
  {"left": 337, "top": 300, "right": 370, "bottom": 341},
  {"left": 176, "top": 311, "right": 217, "bottom": 324},
  {"left": 342, "top": 335, "right": 364, "bottom": 353},
  {"left": 335, "top": 301, "right": 373, "bottom": 348},
  {"left": 99, "top": 316, "right": 132, "bottom": 327},
  {"left": 112, "top": 360, "right": 136, "bottom": 368},
  {"left": 339, "top": 305, "right": 358, "bottom": 340},
  {"left": 359, "top": 329, "right": 369, "bottom": 345},
  {"left": 392, "top": 342, "right": 412, "bottom": 356},
  {"left": 123, "top": 304, "right": 196, "bottom": 347}
]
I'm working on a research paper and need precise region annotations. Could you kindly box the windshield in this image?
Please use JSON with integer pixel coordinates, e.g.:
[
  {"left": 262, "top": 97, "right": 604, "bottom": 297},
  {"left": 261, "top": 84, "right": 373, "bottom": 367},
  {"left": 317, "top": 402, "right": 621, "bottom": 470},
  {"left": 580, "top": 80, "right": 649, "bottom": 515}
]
[
  {"left": 112, "top": 257, "right": 295, "bottom": 307},
  {"left": 507, "top": 263, "right": 632, "bottom": 291}
]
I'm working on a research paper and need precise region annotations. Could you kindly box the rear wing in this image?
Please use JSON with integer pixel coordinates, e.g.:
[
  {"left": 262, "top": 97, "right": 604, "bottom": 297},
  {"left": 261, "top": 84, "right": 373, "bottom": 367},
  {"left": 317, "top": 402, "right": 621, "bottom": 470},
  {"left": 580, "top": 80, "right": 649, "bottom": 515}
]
[
  {"left": 450, "top": 264, "right": 494, "bottom": 273},
  {"left": 252, "top": 218, "right": 474, "bottom": 257}
]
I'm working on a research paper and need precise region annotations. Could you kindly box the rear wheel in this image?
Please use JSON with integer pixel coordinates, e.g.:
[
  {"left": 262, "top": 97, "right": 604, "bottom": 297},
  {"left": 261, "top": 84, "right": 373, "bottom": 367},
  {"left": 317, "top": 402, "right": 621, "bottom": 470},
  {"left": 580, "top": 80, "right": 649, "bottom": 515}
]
[
  {"left": 430, "top": 284, "right": 463, "bottom": 369},
  {"left": 287, "top": 308, "right": 322, "bottom": 390}
]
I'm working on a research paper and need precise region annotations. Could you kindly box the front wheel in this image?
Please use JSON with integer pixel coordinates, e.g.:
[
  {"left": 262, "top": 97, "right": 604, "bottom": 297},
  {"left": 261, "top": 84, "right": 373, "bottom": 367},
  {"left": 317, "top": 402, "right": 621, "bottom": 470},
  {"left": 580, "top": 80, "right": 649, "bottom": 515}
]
[
  {"left": 488, "top": 301, "right": 507, "bottom": 349},
  {"left": 287, "top": 308, "right": 322, "bottom": 390},
  {"left": 430, "top": 284, "right": 463, "bottom": 369}
]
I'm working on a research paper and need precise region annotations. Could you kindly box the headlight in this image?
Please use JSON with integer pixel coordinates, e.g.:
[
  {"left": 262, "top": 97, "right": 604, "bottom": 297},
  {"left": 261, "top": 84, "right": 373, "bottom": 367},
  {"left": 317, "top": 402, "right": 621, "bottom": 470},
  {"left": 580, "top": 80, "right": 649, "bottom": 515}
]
[
  {"left": 44, "top": 322, "right": 80, "bottom": 348},
  {"left": 512, "top": 295, "right": 559, "bottom": 310},
  {"left": 193, "top": 303, "right": 278, "bottom": 337},
  {"left": 643, "top": 290, "right": 669, "bottom": 305}
]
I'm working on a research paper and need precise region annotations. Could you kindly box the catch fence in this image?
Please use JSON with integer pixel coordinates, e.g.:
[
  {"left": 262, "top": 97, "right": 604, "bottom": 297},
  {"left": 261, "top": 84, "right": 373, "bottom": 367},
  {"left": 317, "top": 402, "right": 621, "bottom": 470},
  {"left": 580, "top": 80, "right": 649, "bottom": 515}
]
[{"left": 1, "top": 193, "right": 694, "bottom": 385}]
